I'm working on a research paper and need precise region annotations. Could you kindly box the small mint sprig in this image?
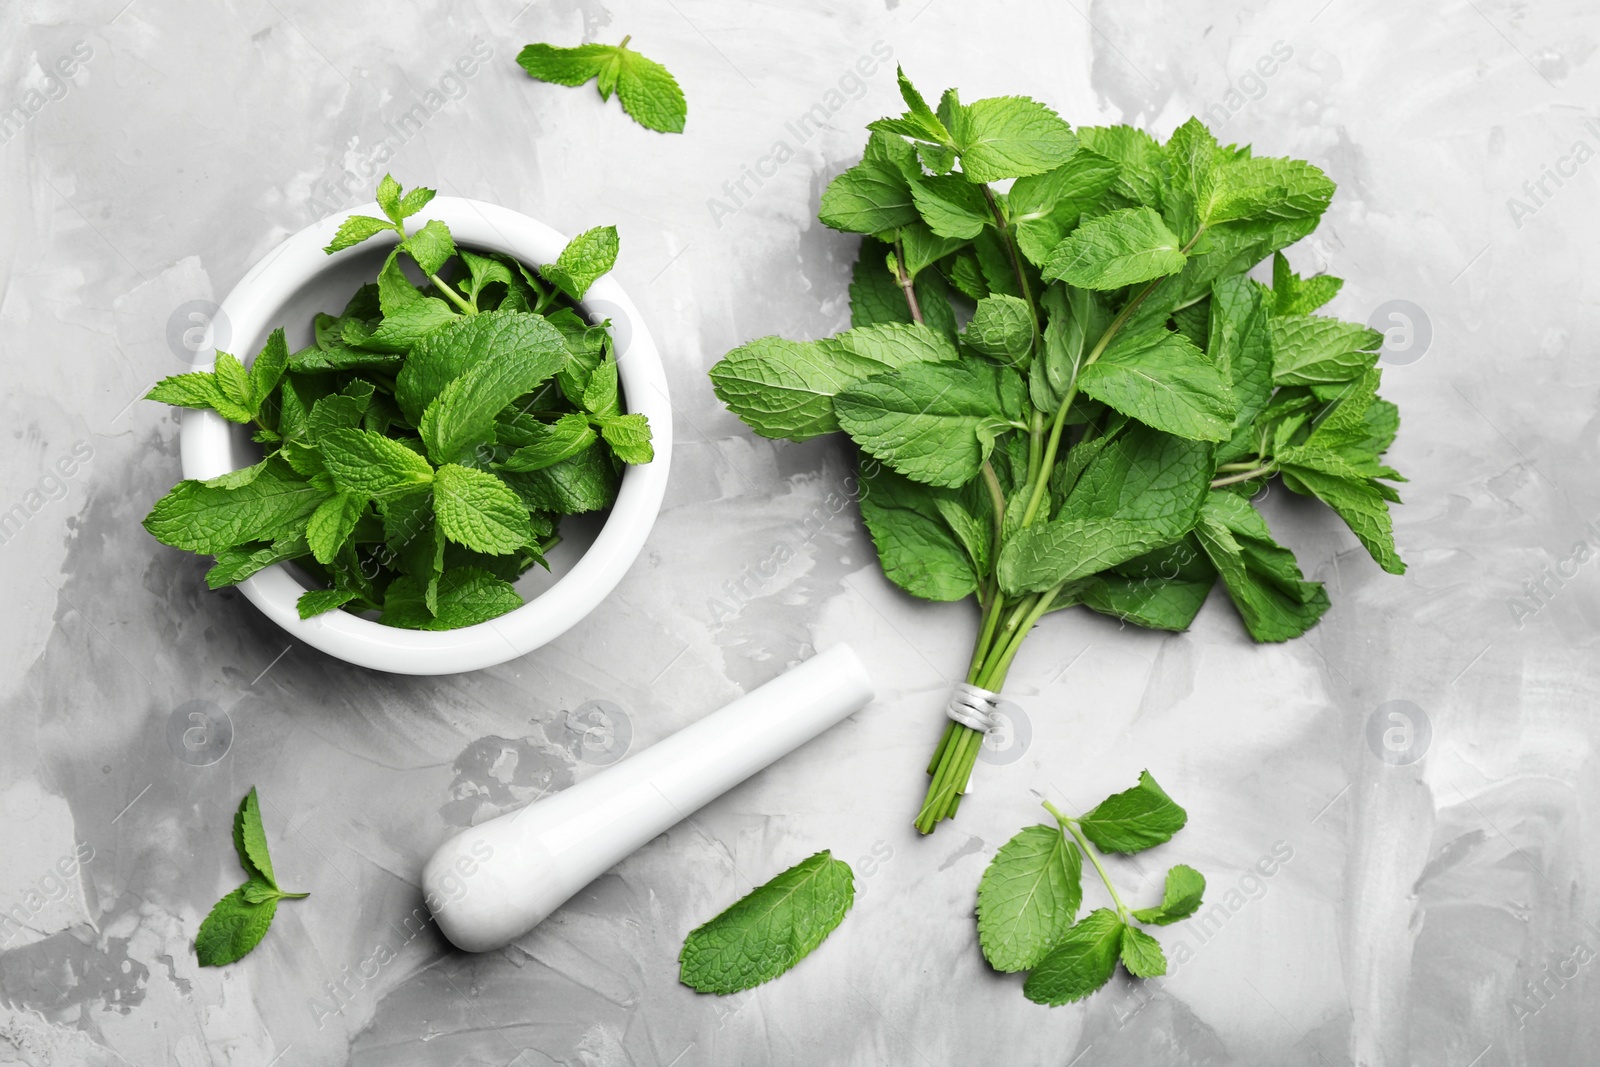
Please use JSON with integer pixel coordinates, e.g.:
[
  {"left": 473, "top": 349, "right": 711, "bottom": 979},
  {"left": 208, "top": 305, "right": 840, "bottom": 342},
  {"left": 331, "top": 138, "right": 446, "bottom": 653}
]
[{"left": 195, "top": 787, "right": 309, "bottom": 967}]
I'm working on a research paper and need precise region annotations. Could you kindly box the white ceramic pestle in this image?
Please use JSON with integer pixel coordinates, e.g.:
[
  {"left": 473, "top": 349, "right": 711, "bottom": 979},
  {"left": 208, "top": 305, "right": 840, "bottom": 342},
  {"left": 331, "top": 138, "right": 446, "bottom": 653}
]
[{"left": 421, "top": 644, "right": 876, "bottom": 952}]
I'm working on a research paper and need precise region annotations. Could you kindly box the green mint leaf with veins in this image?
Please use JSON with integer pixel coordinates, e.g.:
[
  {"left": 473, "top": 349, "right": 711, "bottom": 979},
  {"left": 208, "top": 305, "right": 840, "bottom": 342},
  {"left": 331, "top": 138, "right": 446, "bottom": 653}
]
[
  {"left": 1076, "top": 771, "right": 1188, "bottom": 854},
  {"left": 517, "top": 39, "right": 687, "bottom": 133},
  {"left": 397, "top": 310, "right": 565, "bottom": 426},
  {"left": 206, "top": 536, "right": 307, "bottom": 589},
  {"left": 402, "top": 218, "right": 456, "bottom": 276},
  {"left": 964, "top": 294, "right": 1034, "bottom": 367},
  {"left": 501, "top": 446, "right": 617, "bottom": 515},
  {"left": 1207, "top": 275, "right": 1274, "bottom": 454},
  {"left": 868, "top": 66, "right": 954, "bottom": 147},
  {"left": 1009, "top": 149, "right": 1121, "bottom": 267},
  {"left": 597, "top": 413, "right": 654, "bottom": 465},
  {"left": 1132, "top": 864, "right": 1206, "bottom": 926},
  {"left": 1118, "top": 925, "right": 1167, "bottom": 978},
  {"left": 1030, "top": 283, "right": 1111, "bottom": 414},
  {"left": 213, "top": 352, "right": 254, "bottom": 415},
  {"left": 433, "top": 463, "right": 533, "bottom": 554},
  {"left": 381, "top": 565, "right": 523, "bottom": 629},
  {"left": 500, "top": 413, "right": 597, "bottom": 472},
  {"left": 324, "top": 214, "right": 396, "bottom": 255},
  {"left": 1077, "top": 328, "right": 1237, "bottom": 442},
  {"left": 199, "top": 788, "right": 307, "bottom": 967},
  {"left": 1022, "top": 908, "right": 1123, "bottom": 1006},
  {"left": 1275, "top": 452, "right": 1406, "bottom": 574},
  {"left": 1073, "top": 554, "right": 1216, "bottom": 632},
  {"left": 1269, "top": 314, "right": 1384, "bottom": 386},
  {"left": 977, "top": 824, "right": 1083, "bottom": 973},
  {"left": 297, "top": 588, "right": 358, "bottom": 619},
  {"left": 856, "top": 465, "right": 980, "bottom": 602},
  {"left": 1203, "top": 155, "right": 1335, "bottom": 226},
  {"left": 396, "top": 185, "right": 435, "bottom": 220},
  {"left": 818, "top": 132, "right": 920, "bottom": 234},
  {"left": 1194, "top": 490, "right": 1330, "bottom": 641},
  {"left": 835, "top": 359, "right": 1027, "bottom": 489},
  {"left": 581, "top": 358, "right": 621, "bottom": 419},
  {"left": 305, "top": 490, "right": 368, "bottom": 565},
  {"left": 709, "top": 323, "right": 957, "bottom": 442},
  {"left": 1270, "top": 251, "right": 1343, "bottom": 316},
  {"left": 944, "top": 93, "right": 1078, "bottom": 183},
  {"left": 375, "top": 173, "right": 403, "bottom": 222},
  {"left": 998, "top": 426, "right": 1211, "bottom": 594},
  {"left": 908, "top": 173, "right": 990, "bottom": 239},
  {"left": 541, "top": 225, "right": 620, "bottom": 302},
  {"left": 678, "top": 851, "right": 855, "bottom": 995},
  {"left": 143, "top": 459, "right": 328, "bottom": 555},
  {"left": 248, "top": 329, "right": 289, "bottom": 411},
  {"left": 147, "top": 371, "right": 254, "bottom": 424},
  {"left": 1078, "top": 125, "right": 1168, "bottom": 210},
  {"left": 317, "top": 428, "right": 434, "bottom": 497},
  {"left": 1041, "top": 206, "right": 1187, "bottom": 290},
  {"left": 459, "top": 249, "right": 515, "bottom": 306}
]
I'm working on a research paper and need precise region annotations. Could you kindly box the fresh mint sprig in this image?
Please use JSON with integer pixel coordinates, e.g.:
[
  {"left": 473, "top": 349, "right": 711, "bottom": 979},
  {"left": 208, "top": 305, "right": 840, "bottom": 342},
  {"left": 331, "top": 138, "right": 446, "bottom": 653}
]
[
  {"left": 975, "top": 772, "right": 1205, "bottom": 1005},
  {"left": 707, "top": 69, "right": 1406, "bottom": 832},
  {"left": 516, "top": 36, "right": 686, "bottom": 133},
  {"left": 143, "top": 175, "right": 653, "bottom": 630},
  {"left": 195, "top": 788, "right": 308, "bottom": 967}
]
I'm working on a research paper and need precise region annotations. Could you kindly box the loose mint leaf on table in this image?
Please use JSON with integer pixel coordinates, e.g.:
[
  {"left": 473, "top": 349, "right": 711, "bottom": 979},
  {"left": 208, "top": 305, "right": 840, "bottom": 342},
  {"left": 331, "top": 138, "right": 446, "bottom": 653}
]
[
  {"left": 433, "top": 463, "right": 533, "bottom": 554},
  {"left": 1132, "top": 864, "right": 1207, "bottom": 926},
  {"left": 976, "top": 824, "right": 1083, "bottom": 973},
  {"left": 516, "top": 37, "right": 687, "bottom": 133},
  {"left": 834, "top": 360, "right": 1027, "bottom": 488},
  {"left": 678, "top": 851, "right": 855, "bottom": 995},
  {"left": 1021, "top": 908, "right": 1123, "bottom": 1006},
  {"left": 541, "top": 225, "right": 620, "bottom": 302},
  {"left": 1041, "top": 206, "right": 1186, "bottom": 290},
  {"left": 856, "top": 465, "right": 980, "bottom": 602},
  {"left": 1076, "top": 328, "right": 1236, "bottom": 442},
  {"left": 1076, "top": 771, "right": 1188, "bottom": 854},
  {"left": 198, "top": 788, "right": 307, "bottom": 967}
]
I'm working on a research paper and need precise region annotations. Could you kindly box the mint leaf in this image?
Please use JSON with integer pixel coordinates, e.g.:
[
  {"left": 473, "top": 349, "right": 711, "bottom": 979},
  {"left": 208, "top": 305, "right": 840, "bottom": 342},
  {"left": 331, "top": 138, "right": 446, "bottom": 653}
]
[
  {"left": 1194, "top": 491, "right": 1330, "bottom": 642},
  {"left": 144, "top": 460, "right": 327, "bottom": 554},
  {"left": 306, "top": 490, "right": 367, "bottom": 565},
  {"left": 581, "top": 358, "right": 620, "bottom": 418},
  {"left": 1077, "top": 771, "right": 1188, "bottom": 854},
  {"left": 501, "top": 413, "right": 597, "bottom": 472},
  {"left": 1204, "top": 155, "right": 1335, "bottom": 226},
  {"left": 541, "top": 225, "right": 619, "bottom": 301},
  {"left": 375, "top": 174, "right": 403, "bottom": 222},
  {"left": 1021, "top": 908, "right": 1123, "bottom": 1006},
  {"left": 397, "top": 310, "right": 565, "bottom": 426},
  {"left": 909, "top": 173, "right": 990, "bottom": 239},
  {"left": 147, "top": 372, "right": 253, "bottom": 423},
  {"left": 835, "top": 360, "right": 1026, "bottom": 488},
  {"left": 998, "top": 426, "right": 1211, "bottom": 594},
  {"left": 709, "top": 324, "right": 957, "bottom": 442},
  {"left": 233, "top": 786, "right": 276, "bottom": 887},
  {"left": 1270, "top": 251, "right": 1342, "bottom": 316},
  {"left": 977, "top": 824, "right": 1083, "bottom": 972},
  {"left": 1077, "top": 328, "right": 1235, "bottom": 442},
  {"left": 1078, "top": 125, "right": 1167, "bottom": 209},
  {"left": 678, "top": 851, "right": 855, "bottom": 995},
  {"left": 248, "top": 330, "right": 289, "bottom": 412},
  {"left": 1275, "top": 451, "right": 1405, "bottom": 574},
  {"left": 1132, "top": 864, "right": 1206, "bottom": 926},
  {"left": 297, "top": 588, "right": 358, "bottom": 619},
  {"left": 1042, "top": 206, "right": 1186, "bottom": 290},
  {"left": 819, "top": 132, "right": 920, "bottom": 234},
  {"left": 199, "top": 788, "right": 307, "bottom": 967},
  {"left": 433, "top": 463, "right": 532, "bottom": 554},
  {"left": 381, "top": 566, "right": 523, "bottom": 629},
  {"left": 857, "top": 465, "right": 979, "bottom": 601},
  {"left": 196, "top": 887, "right": 278, "bottom": 967},
  {"left": 597, "top": 413, "right": 654, "bottom": 465},
  {"left": 964, "top": 294, "right": 1034, "bottom": 366},
  {"left": 517, "top": 39, "right": 687, "bottom": 133},
  {"left": 1074, "top": 568, "right": 1215, "bottom": 632},
  {"left": 416, "top": 319, "right": 569, "bottom": 463},
  {"left": 1119, "top": 925, "right": 1167, "bottom": 978},
  {"left": 946, "top": 94, "right": 1078, "bottom": 182},
  {"left": 1009, "top": 149, "right": 1121, "bottom": 267},
  {"left": 318, "top": 428, "right": 434, "bottom": 497},
  {"left": 324, "top": 214, "right": 396, "bottom": 254},
  {"left": 1030, "top": 283, "right": 1110, "bottom": 413},
  {"left": 868, "top": 66, "right": 953, "bottom": 147},
  {"left": 1207, "top": 274, "right": 1273, "bottom": 453},
  {"left": 402, "top": 218, "right": 456, "bottom": 275},
  {"left": 205, "top": 535, "right": 307, "bottom": 589},
  {"left": 501, "top": 447, "right": 617, "bottom": 515},
  {"left": 1270, "top": 314, "right": 1383, "bottom": 386}
]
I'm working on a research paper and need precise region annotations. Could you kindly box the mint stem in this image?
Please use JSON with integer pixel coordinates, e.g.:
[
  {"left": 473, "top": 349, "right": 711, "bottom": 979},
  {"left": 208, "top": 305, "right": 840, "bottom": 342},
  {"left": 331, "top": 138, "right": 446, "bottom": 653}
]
[{"left": 1044, "top": 801, "right": 1131, "bottom": 923}]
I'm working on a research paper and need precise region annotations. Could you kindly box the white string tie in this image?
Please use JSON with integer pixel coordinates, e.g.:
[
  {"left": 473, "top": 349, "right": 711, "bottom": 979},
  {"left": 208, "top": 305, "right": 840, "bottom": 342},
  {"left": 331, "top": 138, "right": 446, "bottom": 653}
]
[{"left": 945, "top": 682, "right": 1002, "bottom": 734}]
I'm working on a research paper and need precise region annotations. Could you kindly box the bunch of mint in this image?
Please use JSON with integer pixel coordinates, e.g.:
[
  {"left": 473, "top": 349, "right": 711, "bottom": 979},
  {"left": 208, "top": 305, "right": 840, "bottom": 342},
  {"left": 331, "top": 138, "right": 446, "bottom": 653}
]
[
  {"left": 708, "top": 70, "right": 1405, "bottom": 832},
  {"left": 143, "top": 176, "right": 652, "bottom": 630}
]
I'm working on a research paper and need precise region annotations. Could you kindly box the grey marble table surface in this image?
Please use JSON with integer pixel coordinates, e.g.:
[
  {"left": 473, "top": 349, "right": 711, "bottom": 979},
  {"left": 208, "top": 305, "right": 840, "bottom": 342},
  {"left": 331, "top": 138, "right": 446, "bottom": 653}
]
[{"left": 2, "top": 0, "right": 1597, "bottom": 1064}]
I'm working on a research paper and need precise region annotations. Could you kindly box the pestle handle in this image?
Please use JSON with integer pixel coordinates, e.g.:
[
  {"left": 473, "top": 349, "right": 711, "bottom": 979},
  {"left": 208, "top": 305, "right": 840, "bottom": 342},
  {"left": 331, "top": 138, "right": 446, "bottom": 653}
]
[{"left": 422, "top": 645, "right": 875, "bottom": 952}]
